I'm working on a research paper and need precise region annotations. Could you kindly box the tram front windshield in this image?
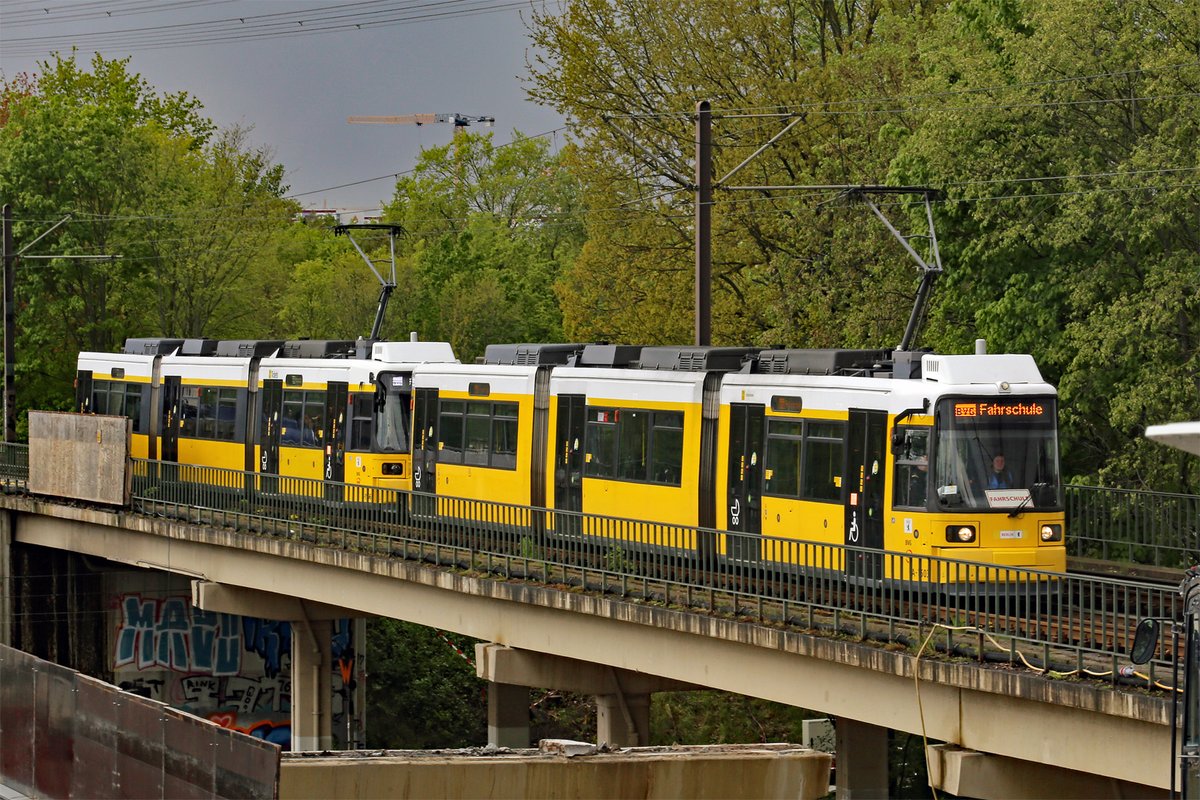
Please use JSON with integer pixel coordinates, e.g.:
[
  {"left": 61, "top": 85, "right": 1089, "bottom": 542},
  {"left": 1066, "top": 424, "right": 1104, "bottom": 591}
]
[
  {"left": 374, "top": 373, "right": 410, "bottom": 453},
  {"left": 933, "top": 396, "right": 1062, "bottom": 511}
]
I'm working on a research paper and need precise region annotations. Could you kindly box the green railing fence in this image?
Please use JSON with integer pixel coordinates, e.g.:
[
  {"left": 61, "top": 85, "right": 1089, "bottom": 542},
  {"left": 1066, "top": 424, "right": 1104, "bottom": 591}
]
[{"left": 0, "top": 442, "right": 1190, "bottom": 687}]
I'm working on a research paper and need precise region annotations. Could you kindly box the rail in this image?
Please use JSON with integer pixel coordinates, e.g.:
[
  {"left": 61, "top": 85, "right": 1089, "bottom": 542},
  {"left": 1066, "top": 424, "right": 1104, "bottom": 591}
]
[{"left": 0, "top": 442, "right": 1186, "bottom": 690}]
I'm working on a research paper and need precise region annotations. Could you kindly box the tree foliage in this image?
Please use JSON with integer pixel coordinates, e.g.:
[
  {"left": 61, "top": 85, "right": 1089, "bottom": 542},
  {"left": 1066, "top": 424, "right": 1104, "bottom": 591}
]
[
  {"left": 527, "top": 0, "right": 1200, "bottom": 488},
  {"left": 891, "top": 0, "right": 1200, "bottom": 487},
  {"left": 0, "top": 53, "right": 294, "bottom": 420},
  {"left": 380, "top": 130, "right": 585, "bottom": 361}
]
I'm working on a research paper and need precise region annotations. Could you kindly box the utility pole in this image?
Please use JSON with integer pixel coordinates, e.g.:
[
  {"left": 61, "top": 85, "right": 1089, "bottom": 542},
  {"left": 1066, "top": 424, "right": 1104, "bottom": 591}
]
[
  {"left": 694, "top": 101, "right": 712, "bottom": 347},
  {"left": 2, "top": 210, "right": 102, "bottom": 441},
  {"left": 2, "top": 205, "right": 13, "bottom": 442}
]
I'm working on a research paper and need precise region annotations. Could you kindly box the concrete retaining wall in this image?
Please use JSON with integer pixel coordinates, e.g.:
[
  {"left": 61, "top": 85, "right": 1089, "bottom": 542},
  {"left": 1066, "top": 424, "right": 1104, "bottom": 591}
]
[
  {"left": 280, "top": 744, "right": 831, "bottom": 800},
  {"left": 28, "top": 411, "right": 129, "bottom": 505}
]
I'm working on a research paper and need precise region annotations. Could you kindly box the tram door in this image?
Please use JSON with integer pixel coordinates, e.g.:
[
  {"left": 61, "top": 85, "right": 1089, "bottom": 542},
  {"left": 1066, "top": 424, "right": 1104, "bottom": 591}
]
[
  {"left": 844, "top": 409, "right": 887, "bottom": 580},
  {"left": 554, "top": 394, "right": 586, "bottom": 534},
  {"left": 412, "top": 388, "right": 439, "bottom": 519},
  {"left": 324, "top": 382, "right": 347, "bottom": 502},
  {"left": 259, "top": 379, "right": 282, "bottom": 492},
  {"left": 160, "top": 376, "right": 181, "bottom": 464},
  {"left": 726, "top": 403, "right": 764, "bottom": 560}
]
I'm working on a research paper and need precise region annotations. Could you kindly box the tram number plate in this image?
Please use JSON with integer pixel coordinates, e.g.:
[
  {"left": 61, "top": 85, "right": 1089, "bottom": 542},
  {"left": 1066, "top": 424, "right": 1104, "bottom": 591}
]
[{"left": 999, "top": 530, "right": 1023, "bottom": 540}]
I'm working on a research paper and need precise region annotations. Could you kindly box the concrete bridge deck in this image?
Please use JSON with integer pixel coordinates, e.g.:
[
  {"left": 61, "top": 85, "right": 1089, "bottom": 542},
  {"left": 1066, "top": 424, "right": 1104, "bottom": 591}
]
[{"left": 1, "top": 493, "right": 1173, "bottom": 797}]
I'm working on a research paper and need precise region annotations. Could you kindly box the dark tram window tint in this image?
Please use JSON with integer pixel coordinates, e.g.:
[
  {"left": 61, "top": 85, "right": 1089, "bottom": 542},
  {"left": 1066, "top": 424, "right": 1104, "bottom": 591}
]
[
  {"left": 585, "top": 408, "right": 618, "bottom": 479},
  {"left": 436, "top": 399, "right": 519, "bottom": 470},
  {"left": 216, "top": 388, "right": 238, "bottom": 441},
  {"left": 802, "top": 422, "right": 844, "bottom": 503},
  {"left": 349, "top": 394, "right": 373, "bottom": 451},
  {"left": 492, "top": 402, "right": 519, "bottom": 469},
  {"left": 180, "top": 387, "right": 199, "bottom": 437},
  {"left": 439, "top": 401, "right": 465, "bottom": 463},
  {"left": 617, "top": 410, "right": 649, "bottom": 481},
  {"left": 198, "top": 388, "right": 218, "bottom": 438},
  {"left": 765, "top": 421, "right": 802, "bottom": 498},
  {"left": 585, "top": 407, "right": 683, "bottom": 486},
  {"left": 281, "top": 391, "right": 305, "bottom": 445},
  {"left": 303, "top": 393, "right": 326, "bottom": 448},
  {"left": 125, "top": 385, "right": 144, "bottom": 433},
  {"left": 90, "top": 380, "right": 145, "bottom": 433},
  {"left": 650, "top": 412, "right": 683, "bottom": 485},
  {"left": 464, "top": 402, "right": 491, "bottom": 466}
]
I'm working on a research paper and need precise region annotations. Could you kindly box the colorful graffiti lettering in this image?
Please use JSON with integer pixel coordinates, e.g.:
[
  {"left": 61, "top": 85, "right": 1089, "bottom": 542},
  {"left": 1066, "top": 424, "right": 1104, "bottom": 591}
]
[
  {"left": 114, "top": 595, "right": 243, "bottom": 675},
  {"left": 112, "top": 591, "right": 358, "bottom": 750},
  {"left": 208, "top": 713, "right": 293, "bottom": 748},
  {"left": 242, "top": 617, "right": 292, "bottom": 678}
]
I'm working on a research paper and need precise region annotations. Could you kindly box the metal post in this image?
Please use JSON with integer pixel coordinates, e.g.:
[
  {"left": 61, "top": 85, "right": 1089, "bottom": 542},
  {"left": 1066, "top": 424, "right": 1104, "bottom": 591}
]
[
  {"left": 1172, "top": 624, "right": 1180, "bottom": 799},
  {"left": 2, "top": 205, "right": 14, "bottom": 443},
  {"left": 694, "top": 100, "right": 712, "bottom": 347}
]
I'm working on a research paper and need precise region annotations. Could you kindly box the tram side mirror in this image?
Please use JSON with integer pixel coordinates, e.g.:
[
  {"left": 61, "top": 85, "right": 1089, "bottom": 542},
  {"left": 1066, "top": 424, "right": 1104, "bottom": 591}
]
[
  {"left": 1131, "top": 618, "right": 1160, "bottom": 665},
  {"left": 891, "top": 430, "right": 904, "bottom": 454}
]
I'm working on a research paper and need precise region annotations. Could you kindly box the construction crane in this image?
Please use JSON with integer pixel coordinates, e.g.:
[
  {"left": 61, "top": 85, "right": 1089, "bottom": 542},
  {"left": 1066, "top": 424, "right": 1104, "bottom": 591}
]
[{"left": 346, "top": 113, "right": 495, "bottom": 129}]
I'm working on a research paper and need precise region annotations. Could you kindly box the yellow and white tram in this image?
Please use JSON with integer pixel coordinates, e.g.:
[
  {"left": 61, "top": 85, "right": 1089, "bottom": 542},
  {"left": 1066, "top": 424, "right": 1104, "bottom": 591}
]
[
  {"left": 77, "top": 338, "right": 1066, "bottom": 588},
  {"left": 77, "top": 338, "right": 458, "bottom": 495}
]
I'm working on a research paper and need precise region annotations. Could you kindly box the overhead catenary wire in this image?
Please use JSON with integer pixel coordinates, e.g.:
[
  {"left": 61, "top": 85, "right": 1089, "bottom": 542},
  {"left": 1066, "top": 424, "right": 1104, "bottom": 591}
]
[
  {"left": 0, "top": 0, "right": 547, "bottom": 58},
  {"left": 8, "top": 165, "right": 1200, "bottom": 259}
]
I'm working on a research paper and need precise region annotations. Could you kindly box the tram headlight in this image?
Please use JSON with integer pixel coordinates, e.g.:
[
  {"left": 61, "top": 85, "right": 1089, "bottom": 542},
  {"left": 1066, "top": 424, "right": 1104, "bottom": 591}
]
[
  {"left": 1040, "top": 524, "right": 1062, "bottom": 542},
  {"left": 382, "top": 462, "right": 404, "bottom": 476},
  {"left": 947, "top": 525, "right": 976, "bottom": 543}
]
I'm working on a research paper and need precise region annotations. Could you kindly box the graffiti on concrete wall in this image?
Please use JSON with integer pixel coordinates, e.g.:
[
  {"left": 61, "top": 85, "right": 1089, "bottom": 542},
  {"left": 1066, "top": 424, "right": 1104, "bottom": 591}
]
[{"left": 112, "top": 593, "right": 356, "bottom": 749}]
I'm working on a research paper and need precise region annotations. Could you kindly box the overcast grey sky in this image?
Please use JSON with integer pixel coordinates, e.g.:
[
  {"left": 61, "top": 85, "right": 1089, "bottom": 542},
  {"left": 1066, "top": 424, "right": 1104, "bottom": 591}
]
[{"left": 0, "top": 1, "right": 567, "bottom": 214}]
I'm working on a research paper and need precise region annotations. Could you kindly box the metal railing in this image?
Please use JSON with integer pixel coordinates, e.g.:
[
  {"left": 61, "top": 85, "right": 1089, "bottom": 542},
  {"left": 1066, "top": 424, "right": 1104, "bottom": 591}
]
[
  {"left": 125, "top": 458, "right": 1183, "bottom": 688},
  {"left": 0, "top": 443, "right": 1186, "bottom": 687},
  {"left": 1066, "top": 484, "right": 1200, "bottom": 568}
]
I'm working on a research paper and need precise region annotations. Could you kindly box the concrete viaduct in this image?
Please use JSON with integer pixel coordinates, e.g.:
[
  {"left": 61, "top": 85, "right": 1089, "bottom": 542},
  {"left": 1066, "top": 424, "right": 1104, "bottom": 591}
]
[{"left": 0, "top": 412, "right": 1176, "bottom": 798}]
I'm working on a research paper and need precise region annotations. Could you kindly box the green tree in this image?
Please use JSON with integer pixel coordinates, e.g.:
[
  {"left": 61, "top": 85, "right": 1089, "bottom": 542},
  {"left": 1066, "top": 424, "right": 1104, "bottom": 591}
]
[
  {"left": 527, "top": 0, "right": 943, "bottom": 348},
  {"left": 365, "top": 619, "right": 487, "bottom": 748},
  {"left": 380, "top": 130, "right": 585, "bottom": 360},
  {"left": 529, "top": 0, "right": 1199, "bottom": 488},
  {"left": 0, "top": 52, "right": 293, "bottom": 419},
  {"left": 890, "top": 0, "right": 1200, "bottom": 488},
  {"left": 137, "top": 126, "right": 297, "bottom": 338}
]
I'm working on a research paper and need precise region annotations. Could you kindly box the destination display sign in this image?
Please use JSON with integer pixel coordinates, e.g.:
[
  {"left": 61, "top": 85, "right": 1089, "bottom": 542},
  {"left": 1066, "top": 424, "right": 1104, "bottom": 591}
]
[{"left": 953, "top": 400, "right": 1050, "bottom": 420}]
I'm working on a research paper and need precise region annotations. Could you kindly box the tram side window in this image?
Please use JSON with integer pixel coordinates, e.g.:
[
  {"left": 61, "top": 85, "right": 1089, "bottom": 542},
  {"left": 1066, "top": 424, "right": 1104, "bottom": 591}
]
[
  {"left": 650, "top": 412, "right": 684, "bottom": 485},
  {"left": 437, "top": 400, "right": 519, "bottom": 469},
  {"left": 585, "top": 409, "right": 618, "bottom": 478},
  {"left": 349, "top": 394, "right": 373, "bottom": 451},
  {"left": 801, "top": 422, "right": 844, "bottom": 503},
  {"left": 618, "top": 410, "right": 649, "bottom": 481},
  {"left": 585, "top": 407, "right": 683, "bottom": 487},
  {"left": 439, "top": 401, "right": 465, "bottom": 461},
  {"left": 279, "top": 390, "right": 325, "bottom": 448},
  {"left": 764, "top": 420, "right": 803, "bottom": 498},
  {"left": 180, "top": 387, "right": 200, "bottom": 437},
  {"left": 303, "top": 393, "right": 325, "bottom": 448},
  {"left": 893, "top": 426, "right": 930, "bottom": 510},
  {"left": 464, "top": 402, "right": 491, "bottom": 466},
  {"left": 180, "top": 386, "right": 239, "bottom": 441},
  {"left": 90, "top": 380, "right": 144, "bottom": 433},
  {"left": 492, "top": 403, "right": 518, "bottom": 469}
]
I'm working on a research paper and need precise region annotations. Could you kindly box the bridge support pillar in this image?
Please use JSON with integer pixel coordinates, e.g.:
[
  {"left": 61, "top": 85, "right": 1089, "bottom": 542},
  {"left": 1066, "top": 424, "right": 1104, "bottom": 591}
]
[
  {"left": 292, "top": 617, "right": 333, "bottom": 752},
  {"left": 835, "top": 718, "right": 888, "bottom": 799},
  {"left": 476, "top": 643, "right": 698, "bottom": 749},
  {"left": 488, "top": 682, "right": 531, "bottom": 748},
  {"left": 596, "top": 691, "right": 650, "bottom": 747}
]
